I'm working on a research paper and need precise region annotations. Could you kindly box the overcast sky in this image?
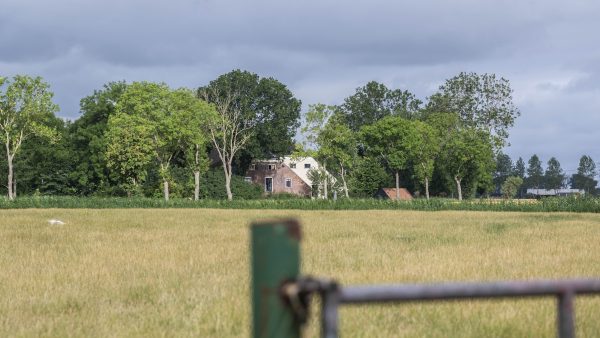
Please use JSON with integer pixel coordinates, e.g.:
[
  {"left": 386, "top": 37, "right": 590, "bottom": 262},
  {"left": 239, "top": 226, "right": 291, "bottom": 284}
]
[{"left": 2, "top": 0, "right": 599, "bottom": 175}]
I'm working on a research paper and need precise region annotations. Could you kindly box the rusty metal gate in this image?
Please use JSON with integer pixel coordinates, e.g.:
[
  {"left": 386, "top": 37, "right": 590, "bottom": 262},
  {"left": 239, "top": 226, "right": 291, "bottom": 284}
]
[{"left": 251, "top": 219, "right": 600, "bottom": 338}]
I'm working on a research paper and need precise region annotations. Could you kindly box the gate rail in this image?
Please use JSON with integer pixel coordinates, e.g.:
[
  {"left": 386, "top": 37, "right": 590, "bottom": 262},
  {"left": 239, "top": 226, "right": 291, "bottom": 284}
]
[{"left": 251, "top": 220, "right": 600, "bottom": 338}]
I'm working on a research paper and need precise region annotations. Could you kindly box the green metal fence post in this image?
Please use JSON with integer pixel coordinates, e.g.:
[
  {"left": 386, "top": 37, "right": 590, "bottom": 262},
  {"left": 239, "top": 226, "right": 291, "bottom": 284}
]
[{"left": 251, "top": 219, "right": 302, "bottom": 338}]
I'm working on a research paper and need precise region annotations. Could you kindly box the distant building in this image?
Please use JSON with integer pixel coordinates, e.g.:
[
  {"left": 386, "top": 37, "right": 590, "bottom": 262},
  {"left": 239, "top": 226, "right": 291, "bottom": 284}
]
[
  {"left": 245, "top": 156, "right": 332, "bottom": 197},
  {"left": 374, "top": 188, "right": 413, "bottom": 201},
  {"left": 526, "top": 188, "right": 585, "bottom": 197}
]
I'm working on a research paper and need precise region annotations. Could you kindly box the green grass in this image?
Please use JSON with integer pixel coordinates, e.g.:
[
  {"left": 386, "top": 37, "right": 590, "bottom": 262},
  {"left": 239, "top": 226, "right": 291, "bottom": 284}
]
[
  {"left": 1, "top": 195, "right": 600, "bottom": 212},
  {"left": 1, "top": 209, "right": 600, "bottom": 337}
]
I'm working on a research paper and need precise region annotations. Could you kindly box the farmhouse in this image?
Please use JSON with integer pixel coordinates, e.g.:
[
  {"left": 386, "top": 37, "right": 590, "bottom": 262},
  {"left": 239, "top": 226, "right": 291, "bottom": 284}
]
[{"left": 245, "top": 156, "right": 331, "bottom": 197}]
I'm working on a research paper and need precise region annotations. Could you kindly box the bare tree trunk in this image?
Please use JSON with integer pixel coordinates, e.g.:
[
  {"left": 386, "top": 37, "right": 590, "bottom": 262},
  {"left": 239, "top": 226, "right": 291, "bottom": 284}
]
[
  {"left": 163, "top": 180, "right": 169, "bottom": 201},
  {"left": 323, "top": 165, "right": 328, "bottom": 199},
  {"left": 194, "top": 170, "right": 200, "bottom": 201},
  {"left": 395, "top": 171, "right": 400, "bottom": 201},
  {"left": 455, "top": 175, "right": 462, "bottom": 201},
  {"left": 13, "top": 175, "right": 16, "bottom": 198},
  {"left": 203, "top": 88, "right": 253, "bottom": 202},
  {"left": 160, "top": 163, "right": 170, "bottom": 201},
  {"left": 340, "top": 166, "right": 349, "bottom": 198},
  {"left": 224, "top": 162, "right": 233, "bottom": 201},
  {"left": 194, "top": 144, "right": 200, "bottom": 201},
  {"left": 7, "top": 154, "right": 14, "bottom": 200},
  {"left": 425, "top": 177, "right": 430, "bottom": 200},
  {"left": 128, "top": 177, "right": 136, "bottom": 198}
]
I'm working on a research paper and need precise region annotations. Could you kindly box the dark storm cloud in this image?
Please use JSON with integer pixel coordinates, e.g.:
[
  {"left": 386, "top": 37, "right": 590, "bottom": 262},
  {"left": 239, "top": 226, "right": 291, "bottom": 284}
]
[
  {"left": 2, "top": 0, "right": 600, "bottom": 171},
  {"left": 0, "top": 0, "right": 549, "bottom": 67}
]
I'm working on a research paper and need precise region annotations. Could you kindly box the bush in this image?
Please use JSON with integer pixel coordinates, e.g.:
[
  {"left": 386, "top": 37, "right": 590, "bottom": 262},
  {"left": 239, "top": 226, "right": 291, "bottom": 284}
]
[
  {"left": 200, "top": 169, "right": 263, "bottom": 199},
  {"left": 348, "top": 158, "right": 392, "bottom": 198},
  {"left": 267, "top": 192, "right": 307, "bottom": 200},
  {"left": 502, "top": 176, "right": 523, "bottom": 199}
]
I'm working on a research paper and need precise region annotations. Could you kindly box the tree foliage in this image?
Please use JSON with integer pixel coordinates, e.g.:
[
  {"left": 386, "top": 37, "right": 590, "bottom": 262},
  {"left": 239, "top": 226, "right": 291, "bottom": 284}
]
[
  {"left": 0, "top": 71, "right": 529, "bottom": 201},
  {"left": 427, "top": 72, "right": 520, "bottom": 150},
  {"left": 105, "top": 82, "right": 213, "bottom": 200},
  {"left": 348, "top": 157, "right": 391, "bottom": 197},
  {"left": 105, "top": 113, "right": 154, "bottom": 196},
  {"left": 360, "top": 116, "right": 421, "bottom": 199},
  {"left": 438, "top": 127, "right": 494, "bottom": 200},
  {"left": 68, "top": 81, "right": 128, "bottom": 195},
  {"left": 198, "top": 70, "right": 301, "bottom": 166},
  {"left": 341, "top": 81, "right": 422, "bottom": 131}
]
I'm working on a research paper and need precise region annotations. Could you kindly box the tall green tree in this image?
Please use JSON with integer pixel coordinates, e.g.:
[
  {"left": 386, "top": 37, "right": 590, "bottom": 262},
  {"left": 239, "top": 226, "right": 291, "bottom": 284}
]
[
  {"left": 175, "top": 91, "right": 218, "bottom": 200},
  {"left": 341, "top": 81, "right": 422, "bottom": 132},
  {"left": 105, "top": 113, "right": 154, "bottom": 196},
  {"left": 512, "top": 157, "right": 526, "bottom": 197},
  {"left": 298, "top": 103, "right": 339, "bottom": 199},
  {"left": 426, "top": 111, "right": 462, "bottom": 196},
  {"left": 526, "top": 155, "right": 544, "bottom": 189},
  {"left": 438, "top": 128, "right": 494, "bottom": 200},
  {"left": 544, "top": 157, "right": 565, "bottom": 189},
  {"left": 198, "top": 70, "right": 301, "bottom": 168},
  {"left": 301, "top": 103, "right": 338, "bottom": 149},
  {"left": 513, "top": 157, "right": 526, "bottom": 179},
  {"left": 0, "top": 75, "right": 59, "bottom": 199},
  {"left": 494, "top": 152, "right": 513, "bottom": 193},
  {"left": 411, "top": 121, "right": 439, "bottom": 199},
  {"left": 361, "top": 116, "right": 420, "bottom": 200},
  {"left": 9, "top": 115, "right": 72, "bottom": 195},
  {"left": 426, "top": 72, "right": 520, "bottom": 150},
  {"left": 68, "top": 81, "right": 128, "bottom": 195},
  {"left": 106, "top": 82, "right": 197, "bottom": 201},
  {"left": 199, "top": 87, "right": 255, "bottom": 201},
  {"left": 570, "top": 155, "right": 597, "bottom": 195},
  {"left": 317, "top": 113, "right": 357, "bottom": 198}
]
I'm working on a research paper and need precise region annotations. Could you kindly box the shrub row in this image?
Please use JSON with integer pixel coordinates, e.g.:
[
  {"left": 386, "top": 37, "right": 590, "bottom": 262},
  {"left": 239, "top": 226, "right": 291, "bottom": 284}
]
[{"left": 1, "top": 196, "right": 599, "bottom": 213}]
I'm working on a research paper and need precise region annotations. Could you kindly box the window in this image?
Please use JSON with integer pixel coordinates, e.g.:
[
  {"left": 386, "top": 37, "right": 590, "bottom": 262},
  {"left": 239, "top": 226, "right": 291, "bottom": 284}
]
[
  {"left": 304, "top": 163, "right": 311, "bottom": 169},
  {"left": 250, "top": 164, "right": 256, "bottom": 170},
  {"left": 290, "top": 163, "right": 296, "bottom": 169},
  {"left": 285, "top": 178, "right": 292, "bottom": 188},
  {"left": 244, "top": 177, "right": 252, "bottom": 183},
  {"left": 265, "top": 177, "right": 273, "bottom": 192},
  {"left": 268, "top": 164, "right": 275, "bottom": 170}
]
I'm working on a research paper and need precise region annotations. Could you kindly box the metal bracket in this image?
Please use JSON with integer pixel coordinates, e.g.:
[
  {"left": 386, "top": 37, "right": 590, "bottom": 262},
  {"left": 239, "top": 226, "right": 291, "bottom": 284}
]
[{"left": 281, "top": 276, "right": 340, "bottom": 337}]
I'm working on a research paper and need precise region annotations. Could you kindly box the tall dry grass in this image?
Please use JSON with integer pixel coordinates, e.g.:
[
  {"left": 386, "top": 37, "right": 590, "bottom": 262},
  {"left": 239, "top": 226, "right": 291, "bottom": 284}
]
[{"left": 1, "top": 209, "right": 599, "bottom": 337}]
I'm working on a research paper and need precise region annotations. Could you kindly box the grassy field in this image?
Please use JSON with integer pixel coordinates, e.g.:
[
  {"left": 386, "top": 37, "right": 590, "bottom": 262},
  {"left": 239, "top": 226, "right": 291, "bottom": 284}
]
[{"left": 1, "top": 209, "right": 600, "bottom": 337}]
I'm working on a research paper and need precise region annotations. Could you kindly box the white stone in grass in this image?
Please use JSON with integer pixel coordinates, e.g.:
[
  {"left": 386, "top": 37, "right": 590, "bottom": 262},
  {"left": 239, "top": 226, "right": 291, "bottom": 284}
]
[{"left": 48, "top": 219, "right": 65, "bottom": 225}]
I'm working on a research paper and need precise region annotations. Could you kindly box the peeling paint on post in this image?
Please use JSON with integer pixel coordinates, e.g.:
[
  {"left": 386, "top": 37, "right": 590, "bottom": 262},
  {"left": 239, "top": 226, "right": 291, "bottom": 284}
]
[{"left": 251, "top": 219, "right": 301, "bottom": 338}]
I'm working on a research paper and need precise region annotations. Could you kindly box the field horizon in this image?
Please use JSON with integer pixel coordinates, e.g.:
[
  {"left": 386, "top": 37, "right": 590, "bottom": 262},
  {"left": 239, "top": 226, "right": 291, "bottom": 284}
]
[{"left": 1, "top": 209, "right": 600, "bottom": 337}]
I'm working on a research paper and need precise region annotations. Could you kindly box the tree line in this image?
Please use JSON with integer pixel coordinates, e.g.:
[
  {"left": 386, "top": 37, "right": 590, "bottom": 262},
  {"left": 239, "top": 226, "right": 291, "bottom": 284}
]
[
  {"left": 493, "top": 153, "right": 598, "bottom": 197},
  {"left": 1, "top": 70, "right": 597, "bottom": 200}
]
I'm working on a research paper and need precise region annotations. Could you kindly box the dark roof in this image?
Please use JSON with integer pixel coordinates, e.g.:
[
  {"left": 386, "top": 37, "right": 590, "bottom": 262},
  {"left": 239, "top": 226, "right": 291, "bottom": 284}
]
[{"left": 377, "top": 188, "right": 413, "bottom": 200}]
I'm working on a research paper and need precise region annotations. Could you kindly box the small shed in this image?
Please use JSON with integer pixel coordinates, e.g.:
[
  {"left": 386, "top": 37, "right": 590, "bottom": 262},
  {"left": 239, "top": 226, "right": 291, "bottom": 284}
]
[{"left": 375, "top": 188, "right": 413, "bottom": 200}]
